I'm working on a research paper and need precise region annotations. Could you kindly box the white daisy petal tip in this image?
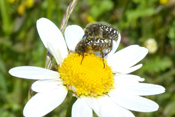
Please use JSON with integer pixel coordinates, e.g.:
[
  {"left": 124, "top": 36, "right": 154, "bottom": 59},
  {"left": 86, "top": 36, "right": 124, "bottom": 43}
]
[
  {"left": 162, "top": 86, "right": 166, "bottom": 91},
  {"left": 64, "top": 25, "right": 84, "bottom": 51},
  {"left": 36, "top": 17, "right": 48, "bottom": 25},
  {"left": 109, "top": 92, "right": 160, "bottom": 112},
  {"left": 142, "top": 46, "right": 149, "bottom": 54},
  {"left": 36, "top": 18, "right": 53, "bottom": 49},
  {"left": 9, "top": 66, "right": 60, "bottom": 80},
  {"left": 36, "top": 17, "right": 44, "bottom": 24},
  {"left": 9, "top": 67, "right": 16, "bottom": 76},
  {"left": 114, "top": 83, "right": 165, "bottom": 96},
  {"left": 139, "top": 78, "right": 145, "bottom": 82},
  {"left": 108, "top": 44, "right": 149, "bottom": 73},
  {"left": 140, "top": 46, "right": 149, "bottom": 57},
  {"left": 153, "top": 85, "right": 166, "bottom": 94},
  {"left": 36, "top": 17, "right": 68, "bottom": 59},
  {"left": 8, "top": 67, "right": 29, "bottom": 79}
]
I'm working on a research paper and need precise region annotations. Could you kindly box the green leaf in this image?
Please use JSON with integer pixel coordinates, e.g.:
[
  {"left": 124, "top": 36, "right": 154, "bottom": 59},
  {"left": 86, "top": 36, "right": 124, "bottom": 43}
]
[
  {"left": 89, "top": 0, "right": 114, "bottom": 20},
  {"left": 168, "top": 21, "right": 175, "bottom": 47},
  {"left": 0, "top": 73, "right": 7, "bottom": 98},
  {"left": 126, "top": 8, "right": 155, "bottom": 23},
  {"left": 0, "top": 0, "right": 13, "bottom": 34},
  {"left": 141, "top": 57, "right": 173, "bottom": 73},
  {"left": 164, "top": 102, "right": 175, "bottom": 116}
]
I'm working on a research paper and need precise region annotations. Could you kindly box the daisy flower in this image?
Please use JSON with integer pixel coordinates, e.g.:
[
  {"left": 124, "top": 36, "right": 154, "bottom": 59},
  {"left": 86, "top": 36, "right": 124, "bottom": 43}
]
[
  {"left": 9, "top": 18, "right": 165, "bottom": 117},
  {"left": 144, "top": 38, "right": 158, "bottom": 54}
]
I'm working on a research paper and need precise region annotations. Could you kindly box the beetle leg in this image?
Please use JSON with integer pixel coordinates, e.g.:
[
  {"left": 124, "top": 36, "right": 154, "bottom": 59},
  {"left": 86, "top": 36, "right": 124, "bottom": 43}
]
[
  {"left": 100, "top": 50, "right": 105, "bottom": 68},
  {"left": 92, "top": 29, "right": 96, "bottom": 48},
  {"left": 81, "top": 52, "right": 85, "bottom": 64}
]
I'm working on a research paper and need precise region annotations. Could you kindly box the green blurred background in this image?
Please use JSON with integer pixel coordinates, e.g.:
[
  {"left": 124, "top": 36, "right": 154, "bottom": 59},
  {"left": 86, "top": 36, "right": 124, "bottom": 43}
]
[{"left": 0, "top": 0, "right": 175, "bottom": 117}]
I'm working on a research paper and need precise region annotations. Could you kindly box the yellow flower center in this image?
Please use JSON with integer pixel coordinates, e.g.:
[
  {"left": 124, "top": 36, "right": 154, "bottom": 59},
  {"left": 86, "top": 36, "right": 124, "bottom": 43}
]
[{"left": 59, "top": 53, "right": 114, "bottom": 97}]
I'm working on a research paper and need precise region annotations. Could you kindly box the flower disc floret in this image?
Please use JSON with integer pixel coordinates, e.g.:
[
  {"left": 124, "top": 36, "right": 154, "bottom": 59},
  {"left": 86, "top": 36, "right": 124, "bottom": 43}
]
[{"left": 59, "top": 53, "right": 114, "bottom": 97}]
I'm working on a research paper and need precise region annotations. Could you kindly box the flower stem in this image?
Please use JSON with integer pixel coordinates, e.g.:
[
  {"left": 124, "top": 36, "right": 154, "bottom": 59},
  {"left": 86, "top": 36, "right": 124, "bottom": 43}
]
[
  {"left": 47, "top": 0, "right": 52, "bottom": 20},
  {"left": 45, "top": 0, "right": 78, "bottom": 69},
  {"left": 60, "top": 0, "right": 78, "bottom": 34},
  {"left": 66, "top": 96, "right": 77, "bottom": 117},
  {"left": 45, "top": 52, "right": 52, "bottom": 69}
]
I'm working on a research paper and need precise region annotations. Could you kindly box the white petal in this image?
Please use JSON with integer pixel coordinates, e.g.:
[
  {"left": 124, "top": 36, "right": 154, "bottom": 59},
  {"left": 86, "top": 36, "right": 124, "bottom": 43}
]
[
  {"left": 64, "top": 25, "right": 84, "bottom": 51},
  {"left": 86, "top": 97, "right": 135, "bottom": 117},
  {"left": 114, "top": 75, "right": 144, "bottom": 87},
  {"left": 113, "top": 83, "right": 165, "bottom": 96},
  {"left": 107, "top": 45, "right": 148, "bottom": 70},
  {"left": 109, "top": 91, "right": 159, "bottom": 112},
  {"left": 72, "top": 98, "right": 92, "bottom": 117},
  {"left": 118, "top": 107, "right": 135, "bottom": 117},
  {"left": 86, "top": 97, "right": 101, "bottom": 116},
  {"left": 9, "top": 66, "right": 60, "bottom": 80},
  {"left": 47, "top": 42, "right": 63, "bottom": 65},
  {"left": 97, "top": 96, "right": 125, "bottom": 117},
  {"left": 98, "top": 96, "right": 135, "bottom": 117},
  {"left": 37, "top": 18, "right": 68, "bottom": 60},
  {"left": 107, "top": 45, "right": 139, "bottom": 63},
  {"left": 105, "top": 32, "right": 121, "bottom": 59},
  {"left": 32, "top": 80, "right": 63, "bottom": 92},
  {"left": 24, "top": 86, "right": 67, "bottom": 117},
  {"left": 113, "top": 64, "right": 143, "bottom": 74}
]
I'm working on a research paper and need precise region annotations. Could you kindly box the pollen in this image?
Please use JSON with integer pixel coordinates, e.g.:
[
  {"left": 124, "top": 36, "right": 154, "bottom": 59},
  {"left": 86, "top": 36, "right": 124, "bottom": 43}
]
[{"left": 59, "top": 53, "right": 114, "bottom": 97}]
